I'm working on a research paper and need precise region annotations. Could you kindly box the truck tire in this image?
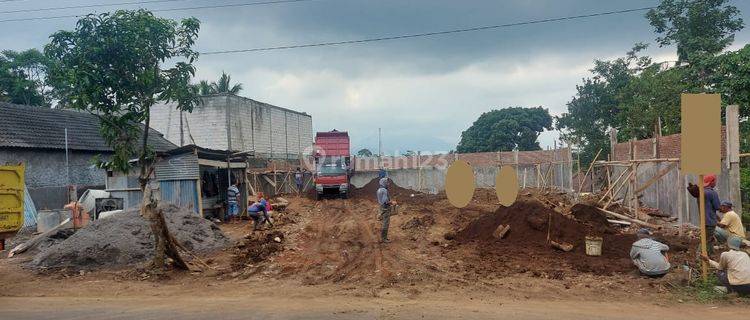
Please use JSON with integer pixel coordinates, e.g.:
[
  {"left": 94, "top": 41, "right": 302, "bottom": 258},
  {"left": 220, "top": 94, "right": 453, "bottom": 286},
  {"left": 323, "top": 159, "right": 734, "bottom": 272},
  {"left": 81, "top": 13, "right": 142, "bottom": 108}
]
[
  {"left": 341, "top": 192, "right": 348, "bottom": 199},
  {"left": 315, "top": 193, "right": 321, "bottom": 201}
]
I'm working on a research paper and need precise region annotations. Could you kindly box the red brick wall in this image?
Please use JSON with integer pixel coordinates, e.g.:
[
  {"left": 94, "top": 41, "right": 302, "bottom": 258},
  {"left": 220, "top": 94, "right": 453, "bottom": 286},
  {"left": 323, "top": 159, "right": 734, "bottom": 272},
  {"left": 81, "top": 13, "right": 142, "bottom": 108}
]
[{"left": 611, "top": 128, "right": 726, "bottom": 161}]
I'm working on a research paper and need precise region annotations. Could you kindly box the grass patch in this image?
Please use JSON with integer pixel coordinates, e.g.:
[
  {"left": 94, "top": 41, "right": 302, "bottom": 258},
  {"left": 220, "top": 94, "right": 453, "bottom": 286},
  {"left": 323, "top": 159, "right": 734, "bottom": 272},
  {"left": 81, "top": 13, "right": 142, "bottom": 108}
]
[{"left": 673, "top": 274, "right": 727, "bottom": 303}]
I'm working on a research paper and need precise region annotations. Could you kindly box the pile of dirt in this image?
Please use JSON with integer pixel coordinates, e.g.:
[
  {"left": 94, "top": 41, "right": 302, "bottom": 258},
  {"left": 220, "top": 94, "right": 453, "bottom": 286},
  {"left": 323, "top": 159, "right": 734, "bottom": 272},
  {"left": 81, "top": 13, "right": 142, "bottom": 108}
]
[
  {"left": 272, "top": 204, "right": 442, "bottom": 286},
  {"left": 453, "top": 199, "right": 637, "bottom": 275},
  {"left": 351, "top": 177, "right": 441, "bottom": 205},
  {"left": 232, "top": 231, "right": 285, "bottom": 270},
  {"left": 31, "top": 204, "right": 230, "bottom": 270},
  {"left": 569, "top": 204, "right": 616, "bottom": 235}
]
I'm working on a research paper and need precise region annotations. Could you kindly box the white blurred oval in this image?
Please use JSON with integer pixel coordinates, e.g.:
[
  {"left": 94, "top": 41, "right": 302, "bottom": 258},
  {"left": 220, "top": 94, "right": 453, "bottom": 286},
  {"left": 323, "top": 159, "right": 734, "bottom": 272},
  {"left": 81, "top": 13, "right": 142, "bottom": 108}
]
[
  {"left": 495, "top": 165, "right": 518, "bottom": 207},
  {"left": 445, "top": 160, "right": 475, "bottom": 208}
]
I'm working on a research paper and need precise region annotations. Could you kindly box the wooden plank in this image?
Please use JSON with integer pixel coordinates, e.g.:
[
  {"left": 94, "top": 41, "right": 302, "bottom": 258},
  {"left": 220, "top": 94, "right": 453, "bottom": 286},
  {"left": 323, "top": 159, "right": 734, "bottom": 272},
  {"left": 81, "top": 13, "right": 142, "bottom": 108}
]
[
  {"left": 597, "top": 168, "right": 630, "bottom": 203},
  {"left": 596, "top": 207, "right": 659, "bottom": 229},
  {"left": 633, "top": 162, "right": 677, "bottom": 195},
  {"left": 603, "top": 170, "right": 634, "bottom": 209},
  {"left": 677, "top": 167, "right": 684, "bottom": 237},
  {"left": 698, "top": 174, "right": 708, "bottom": 281},
  {"left": 578, "top": 148, "right": 603, "bottom": 193},
  {"left": 262, "top": 175, "right": 277, "bottom": 187}
]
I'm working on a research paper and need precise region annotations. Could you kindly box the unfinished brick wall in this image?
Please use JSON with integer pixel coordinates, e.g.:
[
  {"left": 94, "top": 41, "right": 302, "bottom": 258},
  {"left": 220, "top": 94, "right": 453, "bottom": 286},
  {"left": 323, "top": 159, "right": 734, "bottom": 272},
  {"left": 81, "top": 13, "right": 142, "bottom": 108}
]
[{"left": 611, "top": 129, "right": 727, "bottom": 161}]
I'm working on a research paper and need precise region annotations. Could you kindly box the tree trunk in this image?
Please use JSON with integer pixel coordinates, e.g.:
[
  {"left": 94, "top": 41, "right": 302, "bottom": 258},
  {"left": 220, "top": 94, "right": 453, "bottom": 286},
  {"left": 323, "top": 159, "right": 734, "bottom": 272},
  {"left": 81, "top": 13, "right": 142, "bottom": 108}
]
[
  {"left": 139, "top": 107, "right": 188, "bottom": 271},
  {"left": 141, "top": 183, "right": 188, "bottom": 271}
]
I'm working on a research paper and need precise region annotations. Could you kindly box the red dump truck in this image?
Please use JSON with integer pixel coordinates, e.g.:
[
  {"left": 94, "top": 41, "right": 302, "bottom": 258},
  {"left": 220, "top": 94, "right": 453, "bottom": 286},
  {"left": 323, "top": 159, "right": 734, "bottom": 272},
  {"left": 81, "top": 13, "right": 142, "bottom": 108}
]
[{"left": 313, "top": 130, "right": 353, "bottom": 200}]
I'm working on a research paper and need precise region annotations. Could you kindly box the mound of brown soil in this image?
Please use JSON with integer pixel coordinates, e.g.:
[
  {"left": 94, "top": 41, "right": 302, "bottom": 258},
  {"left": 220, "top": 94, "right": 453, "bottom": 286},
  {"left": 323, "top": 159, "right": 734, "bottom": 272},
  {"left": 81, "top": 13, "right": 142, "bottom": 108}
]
[
  {"left": 351, "top": 177, "right": 441, "bottom": 205},
  {"left": 232, "top": 231, "right": 285, "bottom": 268},
  {"left": 454, "top": 200, "right": 636, "bottom": 276},
  {"left": 570, "top": 204, "right": 616, "bottom": 235}
]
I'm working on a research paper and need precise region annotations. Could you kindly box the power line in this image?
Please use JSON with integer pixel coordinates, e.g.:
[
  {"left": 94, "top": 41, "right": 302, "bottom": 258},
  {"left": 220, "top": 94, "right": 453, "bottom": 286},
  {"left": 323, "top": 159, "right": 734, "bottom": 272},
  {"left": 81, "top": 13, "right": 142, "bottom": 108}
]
[
  {"left": 0, "top": 0, "right": 318, "bottom": 23},
  {"left": 0, "top": 0, "right": 192, "bottom": 15},
  {"left": 200, "top": 6, "right": 657, "bottom": 55}
]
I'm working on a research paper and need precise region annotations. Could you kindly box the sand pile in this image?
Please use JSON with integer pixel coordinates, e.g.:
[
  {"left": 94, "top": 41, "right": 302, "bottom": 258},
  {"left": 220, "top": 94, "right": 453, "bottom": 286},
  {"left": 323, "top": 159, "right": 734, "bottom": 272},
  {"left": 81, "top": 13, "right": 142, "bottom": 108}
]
[
  {"left": 32, "top": 204, "right": 230, "bottom": 270},
  {"left": 454, "top": 200, "right": 637, "bottom": 275}
]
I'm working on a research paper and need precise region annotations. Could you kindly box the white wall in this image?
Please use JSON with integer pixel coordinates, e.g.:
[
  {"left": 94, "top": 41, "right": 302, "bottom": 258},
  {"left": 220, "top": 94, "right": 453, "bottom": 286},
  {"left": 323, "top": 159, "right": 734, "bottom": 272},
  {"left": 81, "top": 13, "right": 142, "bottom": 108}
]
[{"left": 151, "top": 94, "right": 313, "bottom": 158}]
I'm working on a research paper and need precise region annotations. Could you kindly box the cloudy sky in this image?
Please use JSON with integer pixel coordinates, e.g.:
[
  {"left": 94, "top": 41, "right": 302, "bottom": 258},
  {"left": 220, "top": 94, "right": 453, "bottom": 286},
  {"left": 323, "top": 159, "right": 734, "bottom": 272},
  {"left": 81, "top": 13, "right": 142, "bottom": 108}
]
[{"left": 3, "top": 0, "right": 749, "bottom": 154}]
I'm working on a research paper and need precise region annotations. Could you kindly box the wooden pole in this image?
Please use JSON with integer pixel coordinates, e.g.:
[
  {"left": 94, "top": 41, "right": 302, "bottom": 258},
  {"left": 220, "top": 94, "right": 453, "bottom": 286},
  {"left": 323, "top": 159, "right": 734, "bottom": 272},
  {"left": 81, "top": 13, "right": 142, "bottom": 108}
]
[
  {"left": 726, "top": 105, "right": 742, "bottom": 215},
  {"left": 598, "top": 167, "right": 630, "bottom": 203},
  {"left": 578, "top": 148, "right": 603, "bottom": 194},
  {"left": 630, "top": 162, "right": 640, "bottom": 219},
  {"left": 603, "top": 170, "right": 634, "bottom": 210},
  {"left": 596, "top": 207, "right": 660, "bottom": 229},
  {"left": 677, "top": 167, "right": 684, "bottom": 237},
  {"left": 698, "top": 174, "right": 708, "bottom": 281}
]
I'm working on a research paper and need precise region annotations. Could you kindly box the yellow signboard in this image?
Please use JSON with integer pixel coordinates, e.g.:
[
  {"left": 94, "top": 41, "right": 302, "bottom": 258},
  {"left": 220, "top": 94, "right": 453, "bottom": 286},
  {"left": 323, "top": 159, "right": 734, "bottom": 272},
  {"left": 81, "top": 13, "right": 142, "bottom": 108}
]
[
  {"left": 0, "top": 164, "right": 25, "bottom": 234},
  {"left": 681, "top": 94, "right": 721, "bottom": 174}
]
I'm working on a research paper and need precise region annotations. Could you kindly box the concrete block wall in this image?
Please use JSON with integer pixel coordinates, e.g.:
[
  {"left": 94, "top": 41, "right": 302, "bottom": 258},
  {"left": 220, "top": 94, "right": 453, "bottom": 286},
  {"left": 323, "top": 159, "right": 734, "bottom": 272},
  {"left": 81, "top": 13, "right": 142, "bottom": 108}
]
[
  {"left": 151, "top": 96, "right": 228, "bottom": 149},
  {"left": 0, "top": 149, "right": 107, "bottom": 209},
  {"left": 351, "top": 162, "right": 572, "bottom": 195},
  {"left": 151, "top": 94, "right": 313, "bottom": 158}
]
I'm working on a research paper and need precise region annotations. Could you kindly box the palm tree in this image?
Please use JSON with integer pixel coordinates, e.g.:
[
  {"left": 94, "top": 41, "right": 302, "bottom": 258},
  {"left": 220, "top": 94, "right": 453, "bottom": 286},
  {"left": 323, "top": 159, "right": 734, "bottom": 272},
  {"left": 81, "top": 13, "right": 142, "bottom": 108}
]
[
  {"left": 196, "top": 80, "right": 213, "bottom": 95},
  {"left": 194, "top": 72, "right": 243, "bottom": 95},
  {"left": 211, "top": 72, "right": 243, "bottom": 94}
]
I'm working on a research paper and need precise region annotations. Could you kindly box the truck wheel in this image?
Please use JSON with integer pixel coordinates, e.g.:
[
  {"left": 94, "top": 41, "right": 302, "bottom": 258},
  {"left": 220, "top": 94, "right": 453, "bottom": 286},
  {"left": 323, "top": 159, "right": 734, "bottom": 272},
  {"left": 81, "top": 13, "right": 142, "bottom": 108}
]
[
  {"left": 315, "top": 193, "right": 321, "bottom": 201},
  {"left": 341, "top": 192, "right": 348, "bottom": 199}
]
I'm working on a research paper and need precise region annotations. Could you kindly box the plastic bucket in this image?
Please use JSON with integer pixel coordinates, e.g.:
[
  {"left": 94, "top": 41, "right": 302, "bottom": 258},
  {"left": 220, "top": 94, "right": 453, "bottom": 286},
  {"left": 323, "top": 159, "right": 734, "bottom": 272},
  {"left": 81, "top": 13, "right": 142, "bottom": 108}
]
[{"left": 585, "top": 236, "right": 603, "bottom": 256}]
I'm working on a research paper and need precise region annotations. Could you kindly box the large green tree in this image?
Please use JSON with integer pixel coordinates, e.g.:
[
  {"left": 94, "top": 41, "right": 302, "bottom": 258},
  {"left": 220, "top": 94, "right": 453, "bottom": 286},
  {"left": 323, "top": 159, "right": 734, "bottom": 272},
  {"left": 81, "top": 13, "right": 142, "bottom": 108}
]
[
  {"left": 556, "top": 44, "right": 651, "bottom": 163},
  {"left": 457, "top": 107, "right": 552, "bottom": 153},
  {"left": 356, "top": 148, "right": 373, "bottom": 157},
  {"left": 46, "top": 10, "right": 201, "bottom": 270},
  {"left": 646, "top": 0, "right": 743, "bottom": 64},
  {"left": 0, "top": 49, "right": 53, "bottom": 107}
]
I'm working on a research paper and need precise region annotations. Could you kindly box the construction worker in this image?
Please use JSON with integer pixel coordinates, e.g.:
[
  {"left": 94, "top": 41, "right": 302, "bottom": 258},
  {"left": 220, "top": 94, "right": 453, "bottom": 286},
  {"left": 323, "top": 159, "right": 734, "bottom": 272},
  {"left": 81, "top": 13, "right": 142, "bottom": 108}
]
[
  {"left": 376, "top": 177, "right": 397, "bottom": 243},
  {"left": 295, "top": 167, "right": 303, "bottom": 195},
  {"left": 248, "top": 195, "right": 272, "bottom": 231},
  {"left": 226, "top": 181, "right": 240, "bottom": 223},
  {"left": 630, "top": 228, "right": 670, "bottom": 278},
  {"left": 688, "top": 174, "right": 721, "bottom": 253},
  {"left": 701, "top": 236, "right": 750, "bottom": 294},
  {"left": 715, "top": 201, "right": 746, "bottom": 244}
]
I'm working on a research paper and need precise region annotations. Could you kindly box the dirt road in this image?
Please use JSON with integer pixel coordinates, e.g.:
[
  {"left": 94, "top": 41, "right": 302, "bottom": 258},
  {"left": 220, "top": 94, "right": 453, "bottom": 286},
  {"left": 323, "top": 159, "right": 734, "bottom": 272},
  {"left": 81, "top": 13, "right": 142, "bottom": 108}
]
[{"left": 1, "top": 295, "right": 743, "bottom": 320}]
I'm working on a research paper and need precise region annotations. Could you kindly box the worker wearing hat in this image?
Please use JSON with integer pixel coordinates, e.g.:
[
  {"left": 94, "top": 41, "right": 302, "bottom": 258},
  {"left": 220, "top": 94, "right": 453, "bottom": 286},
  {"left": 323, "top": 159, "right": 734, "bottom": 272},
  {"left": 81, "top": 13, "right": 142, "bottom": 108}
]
[
  {"left": 715, "top": 201, "right": 747, "bottom": 244},
  {"left": 702, "top": 236, "right": 750, "bottom": 294},
  {"left": 687, "top": 174, "right": 721, "bottom": 254}
]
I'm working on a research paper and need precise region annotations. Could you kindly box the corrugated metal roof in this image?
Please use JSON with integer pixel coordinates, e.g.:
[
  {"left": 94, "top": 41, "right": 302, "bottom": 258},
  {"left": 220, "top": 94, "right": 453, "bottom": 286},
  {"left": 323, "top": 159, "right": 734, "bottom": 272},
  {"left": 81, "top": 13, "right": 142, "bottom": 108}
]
[
  {"left": 155, "top": 152, "right": 199, "bottom": 181},
  {"left": 0, "top": 102, "right": 176, "bottom": 152}
]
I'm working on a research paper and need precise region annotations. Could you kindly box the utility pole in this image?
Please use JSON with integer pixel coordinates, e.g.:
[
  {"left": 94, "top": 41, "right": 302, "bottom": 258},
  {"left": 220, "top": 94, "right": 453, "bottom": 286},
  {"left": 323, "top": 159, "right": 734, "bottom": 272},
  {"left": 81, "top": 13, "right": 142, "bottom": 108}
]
[
  {"left": 179, "top": 110, "right": 184, "bottom": 146},
  {"left": 64, "top": 128, "right": 70, "bottom": 186},
  {"left": 378, "top": 127, "right": 382, "bottom": 168}
]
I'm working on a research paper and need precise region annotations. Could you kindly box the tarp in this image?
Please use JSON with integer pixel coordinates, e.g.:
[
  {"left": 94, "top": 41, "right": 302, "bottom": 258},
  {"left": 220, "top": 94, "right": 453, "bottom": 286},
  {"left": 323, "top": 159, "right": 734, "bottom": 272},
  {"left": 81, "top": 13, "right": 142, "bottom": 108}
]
[{"left": 23, "top": 185, "right": 37, "bottom": 227}]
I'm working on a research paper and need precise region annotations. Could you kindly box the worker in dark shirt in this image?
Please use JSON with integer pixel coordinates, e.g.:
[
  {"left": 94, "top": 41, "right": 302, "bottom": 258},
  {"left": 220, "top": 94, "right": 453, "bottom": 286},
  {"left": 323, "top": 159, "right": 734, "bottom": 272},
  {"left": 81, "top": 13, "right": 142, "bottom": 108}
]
[{"left": 688, "top": 174, "right": 721, "bottom": 254}]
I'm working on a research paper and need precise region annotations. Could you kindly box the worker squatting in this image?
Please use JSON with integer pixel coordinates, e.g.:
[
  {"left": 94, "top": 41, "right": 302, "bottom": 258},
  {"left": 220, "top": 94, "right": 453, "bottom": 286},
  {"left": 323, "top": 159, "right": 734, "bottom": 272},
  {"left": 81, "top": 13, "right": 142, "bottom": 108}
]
[{"left": 632, "top": 174, "right": 750, "bottom": 294}]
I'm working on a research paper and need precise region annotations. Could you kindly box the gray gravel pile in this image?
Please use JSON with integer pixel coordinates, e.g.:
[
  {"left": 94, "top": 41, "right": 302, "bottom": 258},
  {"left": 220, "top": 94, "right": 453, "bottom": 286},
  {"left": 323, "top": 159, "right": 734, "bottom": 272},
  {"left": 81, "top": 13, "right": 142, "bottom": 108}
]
[{"left": 32, "top": 204, "right": 229, "bottom": 270}]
